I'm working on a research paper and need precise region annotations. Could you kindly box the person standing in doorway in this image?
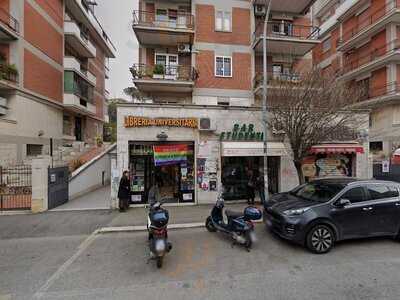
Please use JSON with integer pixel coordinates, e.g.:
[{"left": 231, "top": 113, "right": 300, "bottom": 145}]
[
  {"left": 118, "top": 171, "right": 130, "bottom": 212},
  {"left": 246, "top": 168, "right": 256, "bottom": 205}
]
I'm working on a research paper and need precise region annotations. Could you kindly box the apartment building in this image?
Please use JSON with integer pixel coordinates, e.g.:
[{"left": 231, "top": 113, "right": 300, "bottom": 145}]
[
  {"left": 312, "top": 0, "right": 400, "bottom": 158},
  {"left": 0, "top": 0, "right": 114, "bottom": 165},
  {"left": 115, "top": 0, "right": 341, "bottom": 206}
]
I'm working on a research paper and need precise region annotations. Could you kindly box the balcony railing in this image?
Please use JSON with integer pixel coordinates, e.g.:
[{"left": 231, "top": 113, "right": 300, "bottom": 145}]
[
  {"left": 130, "top": 64, "right": 198, "bottom": 82},
  {"left": 0, "top": 63, "right": 18, "bottom": 83},
  {"left": 133, "top": 10, "right": 194, "bottom": 30},
  {"left": 253, "top": 71, "right": 301, "bottom": 89},
  {"left": 340, "top": 0, "right": 399, "bottom": 44},
  {"left": 65, "top": 72, "right": 94, "bottom": 104},
  {"left": 0, "top": 7, "right": 19, "bottom": 34},
  {"left": 253, "top": 21, "right": 320, "bottom": 42},
  {"left": 359, "top": 82, "right": 400, "bottom": 102},
  {"left": 342, "top": 39, "right": 400, "bottom": 74}
]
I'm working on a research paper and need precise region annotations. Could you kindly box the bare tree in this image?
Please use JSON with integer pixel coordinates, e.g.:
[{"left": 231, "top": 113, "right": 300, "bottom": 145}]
[{"left": 267, "top": 69, "right": 366, "bottom": 184}]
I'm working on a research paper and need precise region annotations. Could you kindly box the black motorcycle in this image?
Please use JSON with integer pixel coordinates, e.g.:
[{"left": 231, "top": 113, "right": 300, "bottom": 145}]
[
  {"left": 205, "top": 192, "right": 262, "bottom": 251},
  {"left": 147, "top": 199, "right": 172, "bottom": 268}
]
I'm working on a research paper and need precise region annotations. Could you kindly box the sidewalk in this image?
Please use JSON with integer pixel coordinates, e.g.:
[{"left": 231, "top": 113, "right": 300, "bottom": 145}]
[{"left": 108, "top": 202, "right": 264, "bottom": 227}]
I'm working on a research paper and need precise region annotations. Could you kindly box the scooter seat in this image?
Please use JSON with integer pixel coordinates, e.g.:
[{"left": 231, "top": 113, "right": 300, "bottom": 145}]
[{"left": 225, "top": 209, "right": 243, "bottom": 219}]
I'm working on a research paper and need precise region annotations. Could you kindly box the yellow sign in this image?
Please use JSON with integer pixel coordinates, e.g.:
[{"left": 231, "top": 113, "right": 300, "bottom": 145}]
[{"left": 124, "top": 116, "right": 198, "bottom": 128}]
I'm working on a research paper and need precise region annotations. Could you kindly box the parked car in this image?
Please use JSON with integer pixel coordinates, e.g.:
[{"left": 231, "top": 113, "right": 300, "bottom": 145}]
[{"left": 264, "top": 178, "right": 400, "bottom": 253}]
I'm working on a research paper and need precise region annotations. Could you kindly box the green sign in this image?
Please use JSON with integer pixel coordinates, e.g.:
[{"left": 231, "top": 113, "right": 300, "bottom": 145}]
[{"left": 219, "top": 124, "right": 264, "bottom": 141}]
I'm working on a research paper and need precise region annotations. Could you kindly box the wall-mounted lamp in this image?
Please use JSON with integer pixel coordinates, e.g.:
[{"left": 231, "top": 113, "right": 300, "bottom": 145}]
[{"left": 157, "top": 131, "right": 168, "bottom": 141}]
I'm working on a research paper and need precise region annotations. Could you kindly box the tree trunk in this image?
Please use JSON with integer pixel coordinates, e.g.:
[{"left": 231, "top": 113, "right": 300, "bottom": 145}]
[{"left": 294, "top": 160, "right": 305, "bottom": 185}]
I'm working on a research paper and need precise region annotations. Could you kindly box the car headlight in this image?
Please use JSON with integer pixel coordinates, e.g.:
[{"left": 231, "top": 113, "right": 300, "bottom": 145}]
[{"left": 283, "top": 208, "right": 310, "bottom": 216}]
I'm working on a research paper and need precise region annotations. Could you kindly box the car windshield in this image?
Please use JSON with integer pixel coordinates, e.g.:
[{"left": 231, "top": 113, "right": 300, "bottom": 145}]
[{"left": 291, "top": 182, "right": 344, "bottom": 203}]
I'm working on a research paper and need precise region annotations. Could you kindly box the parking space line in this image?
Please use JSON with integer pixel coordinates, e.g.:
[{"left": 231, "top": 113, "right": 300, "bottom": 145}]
[{"left": 33, "top": 229, "right": 100, "bottom": 299}]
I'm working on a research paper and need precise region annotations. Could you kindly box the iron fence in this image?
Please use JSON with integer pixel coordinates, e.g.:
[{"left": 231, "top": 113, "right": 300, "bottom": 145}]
[{"left": 0, "top": 165, "right": 32, "bottom": 211}]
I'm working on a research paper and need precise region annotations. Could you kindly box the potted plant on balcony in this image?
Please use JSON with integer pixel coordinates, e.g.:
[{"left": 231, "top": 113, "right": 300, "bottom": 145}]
[{"left": 152, "top": 64, "right": 165, "bottom": 79}]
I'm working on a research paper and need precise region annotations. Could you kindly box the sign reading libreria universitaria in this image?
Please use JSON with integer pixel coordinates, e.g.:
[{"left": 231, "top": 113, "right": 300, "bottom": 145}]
[
  {"left": 124, "top": 116, "right": 198, "bottom": 128},
  {"left": 220, "top": 123, "right": 264, "bottom": 141}
]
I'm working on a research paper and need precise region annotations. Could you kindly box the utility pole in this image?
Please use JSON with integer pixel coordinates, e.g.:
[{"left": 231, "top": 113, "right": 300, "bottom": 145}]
[{"left": 262, "top": 0, "right": 271, "bottom": 203}]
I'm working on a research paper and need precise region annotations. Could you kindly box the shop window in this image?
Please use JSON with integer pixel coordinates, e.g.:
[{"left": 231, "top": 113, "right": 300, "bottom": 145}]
[
  {"left": 215, "top": 56, "right": 232, "bottom": 77},
  {"left": 27, "top": 144, "right": 43, "bottom": 157},
  {"left": 215, "top": 10, "right": 231, "bottom": 32}
]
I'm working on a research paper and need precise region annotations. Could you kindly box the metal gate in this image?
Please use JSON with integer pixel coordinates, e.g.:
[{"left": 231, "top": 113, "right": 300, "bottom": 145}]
[
  {"left": 48, "top": 166, "right": 69, "bottom": 210},
  {"left": 0, "top": 165, "right": 32, "bottom": 211}
]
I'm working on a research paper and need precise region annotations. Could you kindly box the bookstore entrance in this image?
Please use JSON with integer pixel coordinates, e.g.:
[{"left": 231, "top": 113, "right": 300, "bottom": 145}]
[{"left": 128, "top": 141, "right": 195, "bottom": 204}]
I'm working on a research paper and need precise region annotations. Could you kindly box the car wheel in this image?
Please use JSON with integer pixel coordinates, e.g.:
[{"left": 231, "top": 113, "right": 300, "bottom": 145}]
[
  {"left": 205, "top": 217, "right": 217, "bottom": 232},
  {"left": 306, "top": 225, "right": 335, "bottom": 254}
]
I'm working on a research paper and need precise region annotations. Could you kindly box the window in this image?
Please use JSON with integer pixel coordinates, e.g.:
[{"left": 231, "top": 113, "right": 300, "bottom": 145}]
[
  {"left": 27, "top": 144, "right": 43, "bottom": 157},
  {"left": 366, "top": 185, "right": 399, "bottom": 200},
  {"left": 322, "top": 38, "right": 332, "bottom": 53},
  {"left": 215, "top": 10, "right": 231, "bottom": 32},
  {"left": 215, "top": 56, "right": 232, "bottom": 77},
  {"left": 370, "top": 141, "right": 383, "bottom": 153},
  {"left": 340, "top": 187, "right": 366, "bottom": 204},
  {"left": 156, "top": 9, "right": 168, "bottom": 22},
  {"left": 291, "top": 182, "right": 344, "bottom": 203}
]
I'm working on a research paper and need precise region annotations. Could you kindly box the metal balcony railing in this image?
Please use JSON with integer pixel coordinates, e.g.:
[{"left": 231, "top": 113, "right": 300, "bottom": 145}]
[
  {"left": 65, "top": 73, "right": 94, "bottom": 103},
  {"left": 0, "top": 63, "right": 18, "bottom": 83},
  {"left": 0, "top": 7, "right": 19, "bottom": 34},
  {"left": 253, "top": 71, "right": 301, "bottom": 89},
  {"left": 342, "top": 39, "right": 400, "bottom": 74},
  {"left": 340, "top": 0, "right": 399, "bottom": 44},
  {"left": 132, "top": 10, "right": 194, "bottom": 30},
  {"left": 359, "top": 82, "right": 400, "bottom": 102},
  {"left": 130, "top": 64, "right": 198, "bottom": 82},
  {"left": 253, "top": 21, "right": 320, "bottom": 42}
]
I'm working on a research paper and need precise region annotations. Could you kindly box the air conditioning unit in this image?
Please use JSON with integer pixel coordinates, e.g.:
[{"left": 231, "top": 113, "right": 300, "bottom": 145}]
[
  {"left": 199, "top": 118, "right": 216, "bottom": 131},
  {"left": 254, "top": 5, "right": 266, "bottom": 16},
  {"left": 178, "top": 44, "right": 191, "bottom": 53},
  {"left": 0, "top": 96, "right": 7, "bottom": 116}
]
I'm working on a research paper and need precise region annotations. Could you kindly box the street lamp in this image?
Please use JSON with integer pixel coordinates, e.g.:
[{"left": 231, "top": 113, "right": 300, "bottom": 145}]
[{"left": 262, "top": 0, "right": 272, "bottom": 203}]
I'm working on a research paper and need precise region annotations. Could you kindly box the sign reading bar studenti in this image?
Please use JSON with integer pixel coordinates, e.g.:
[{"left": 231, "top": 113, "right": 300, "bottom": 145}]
[{"left": 124, "top": 116, "right": 198, "bottom": 128}]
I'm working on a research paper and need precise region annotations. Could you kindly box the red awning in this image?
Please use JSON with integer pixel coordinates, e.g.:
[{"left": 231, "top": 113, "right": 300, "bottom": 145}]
[{"left": 310, "top": 144, "right": 364, "bottom": 154}]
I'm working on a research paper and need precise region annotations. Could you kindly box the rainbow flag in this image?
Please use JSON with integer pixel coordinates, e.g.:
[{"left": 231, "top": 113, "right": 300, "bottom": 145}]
[{"left": 153, "top": 144, "right": 188, "bottom": 166}]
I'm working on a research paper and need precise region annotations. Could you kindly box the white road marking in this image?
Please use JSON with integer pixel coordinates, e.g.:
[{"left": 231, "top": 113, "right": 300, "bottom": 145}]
[{"left": 33, "top": 229, "right": 100, "bottom": 299}]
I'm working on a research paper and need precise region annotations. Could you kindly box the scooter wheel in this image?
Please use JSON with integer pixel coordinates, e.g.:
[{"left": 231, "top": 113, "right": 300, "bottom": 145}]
[
  {"left": 206, "top": 217, "right": 217, "bottom": 232},
  {"left": 156, "top": 256, "right": 163, "bottom": 268}
]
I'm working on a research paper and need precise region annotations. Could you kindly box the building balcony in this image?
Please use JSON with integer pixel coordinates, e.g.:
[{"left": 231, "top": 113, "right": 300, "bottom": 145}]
[
  {"left": 352, "top": 82, "right": 400, "bottom": 109},
  {"left": 0, "top": 63, "right": 18, "bottom": 89},
  {"left": 130, "top": 64, "right": 198, "bottom": 93},
  {"left": 253, "top": 71, "right": 301, "bottom": 95},
  {"left": 64, "top": 56, "right": 96, "bottom": 86},
  {"left": 340, "top": 39, "right": 400, "bottom": 81},
  {"left": 0, "top": 7, "right": 19, "bottom": 41},
  {"left": 64, "top": 21, "right": 96, "bottom": 58},
  {"left": 132, "top": 10, "right": 194, "bottom": 46},
  {"left": 64, "top": 71, "right": 95, "bottom": 115},
  {"left": 338, "top": 0, "right": 400, "bottom": 51},
  {"left": 252, "top": 0, "right": 316, "bottom": 14},
  {"left": 253, "top": 22, "right": 320, "bottom": 56}
]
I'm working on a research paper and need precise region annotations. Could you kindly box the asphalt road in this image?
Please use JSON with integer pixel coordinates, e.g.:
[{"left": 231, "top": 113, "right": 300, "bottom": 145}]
[{"left": 1, "top": 221, "right": 400, "bottom": 300}]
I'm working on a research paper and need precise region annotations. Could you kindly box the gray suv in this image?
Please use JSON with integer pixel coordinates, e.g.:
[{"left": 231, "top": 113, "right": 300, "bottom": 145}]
[{"left": 264, "top": 178, "right": 400, "bottom": 253}]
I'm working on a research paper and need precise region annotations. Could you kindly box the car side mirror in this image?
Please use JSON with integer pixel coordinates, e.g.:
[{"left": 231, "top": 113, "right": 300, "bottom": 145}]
[{"left": 336, "top": 198, "right": 351, "bottom": 208}]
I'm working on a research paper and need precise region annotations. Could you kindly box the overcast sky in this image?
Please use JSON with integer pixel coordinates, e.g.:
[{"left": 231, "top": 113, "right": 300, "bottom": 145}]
[{"left": 96, "top": 0, "right": 139, "bottom": 100}]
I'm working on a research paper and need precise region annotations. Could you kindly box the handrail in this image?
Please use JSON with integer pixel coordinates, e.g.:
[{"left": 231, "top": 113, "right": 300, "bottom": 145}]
[
  {"left": 253, "top": 21, "right": 320, "bottom": 43},
  {"left": 340, "top": 0, "right": 399, "bottom": 44},
  {"left": 132, "top": 10, "right": 194, "bottom": 30},
  {"left": 130, "top": 63, "right": 198, "bottom": 81},
  {"left": 253, "top": 71, "right": 301, "bottom": 88},
  {"left": 0, "top": 7, "right": 19, "bottom": 34},
  {"left": 343, "top": 39, "right": 400, "bottom": 73}
]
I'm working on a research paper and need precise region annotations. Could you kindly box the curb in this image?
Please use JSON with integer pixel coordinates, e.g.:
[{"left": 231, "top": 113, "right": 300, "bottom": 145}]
[
  {"left": 98, "top": 222, "right": 205, "bottom": 233},
  {"left": 0, "top": 211, "right": 31, "bottom": 216}
]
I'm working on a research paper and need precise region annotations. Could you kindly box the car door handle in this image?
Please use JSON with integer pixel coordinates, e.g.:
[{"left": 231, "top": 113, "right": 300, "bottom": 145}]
[
  {"left": 362, "top": 207, "right": 373, "bottom": 211},
  {"left": 396, "top": 203, "right": 400, "bottom": 207}
]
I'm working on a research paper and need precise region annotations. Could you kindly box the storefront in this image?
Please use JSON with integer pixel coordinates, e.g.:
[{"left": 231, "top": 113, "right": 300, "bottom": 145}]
[
  {"left": 301, "top": 143, "right": 366, "bottom": 181},
  {"left": 113, "top": 103, "right": 306, "bottom": 207},
  {"left": 128, "top": 142, "right": 195, "bottom": 204}
]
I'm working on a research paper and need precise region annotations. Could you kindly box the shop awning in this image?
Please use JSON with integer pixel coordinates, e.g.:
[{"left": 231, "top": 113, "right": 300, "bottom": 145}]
[
  {"left": 222, "top": 142, "right": 287, "bottom": 157},
  {"left": 310, "top": 144, "right": 364, "bottom": 154}
]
